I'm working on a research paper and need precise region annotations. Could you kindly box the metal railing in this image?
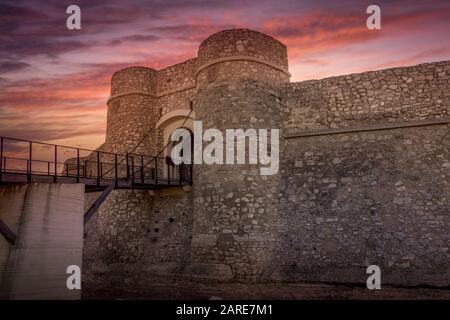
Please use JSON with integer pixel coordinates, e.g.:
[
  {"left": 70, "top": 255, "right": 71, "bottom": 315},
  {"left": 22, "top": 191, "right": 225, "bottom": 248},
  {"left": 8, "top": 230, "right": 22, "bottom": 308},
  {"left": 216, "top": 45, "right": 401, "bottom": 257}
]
[{"left": 0, "top": 136, "right": 192, "bottom": 188}]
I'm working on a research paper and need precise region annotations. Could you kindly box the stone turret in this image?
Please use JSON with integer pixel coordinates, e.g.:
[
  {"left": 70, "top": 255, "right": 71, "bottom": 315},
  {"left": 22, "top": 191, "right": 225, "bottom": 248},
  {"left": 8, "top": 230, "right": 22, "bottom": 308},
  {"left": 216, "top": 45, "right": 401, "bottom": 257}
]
[
  {"left": 196, "top": 28, "right": 290, "bottom": 88},
  {"left": 190, "top": 29, "right": 289, "bottom": 281},
  {"left": 105, "top": 66, "right": 158, "bottom": 155}
]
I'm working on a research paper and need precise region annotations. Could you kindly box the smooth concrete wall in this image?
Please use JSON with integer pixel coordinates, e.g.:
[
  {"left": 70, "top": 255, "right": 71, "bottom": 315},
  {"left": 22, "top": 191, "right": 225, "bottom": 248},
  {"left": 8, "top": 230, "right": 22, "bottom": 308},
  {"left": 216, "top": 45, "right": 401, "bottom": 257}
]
[
  {"left": 0, "top": 184, "right": 28, "bottom": 288},
  {"left": 0, "top": 183, "right": 84, "bottom": 299}
]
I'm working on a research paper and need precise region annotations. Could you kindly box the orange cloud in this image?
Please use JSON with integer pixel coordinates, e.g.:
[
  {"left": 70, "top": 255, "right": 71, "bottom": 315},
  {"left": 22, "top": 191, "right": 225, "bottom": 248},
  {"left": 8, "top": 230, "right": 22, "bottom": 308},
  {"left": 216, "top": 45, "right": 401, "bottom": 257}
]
[{"left": 0, "top": 0, "right": 449, "bottom": 150}]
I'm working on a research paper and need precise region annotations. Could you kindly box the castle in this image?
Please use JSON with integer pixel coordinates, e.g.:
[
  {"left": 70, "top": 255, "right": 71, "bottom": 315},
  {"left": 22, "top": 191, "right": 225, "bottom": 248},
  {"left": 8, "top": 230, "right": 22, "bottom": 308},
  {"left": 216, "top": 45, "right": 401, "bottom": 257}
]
[{"left": 82, "top": 29, "right": 450, "bottom": 297}]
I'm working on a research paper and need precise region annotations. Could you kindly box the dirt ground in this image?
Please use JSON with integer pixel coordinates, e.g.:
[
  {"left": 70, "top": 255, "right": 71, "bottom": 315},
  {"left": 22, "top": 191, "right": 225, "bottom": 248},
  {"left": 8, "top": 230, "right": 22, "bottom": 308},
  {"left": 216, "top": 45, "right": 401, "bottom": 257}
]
[{"left": 83, "top": 280, "right": 450, "bottom": 300}]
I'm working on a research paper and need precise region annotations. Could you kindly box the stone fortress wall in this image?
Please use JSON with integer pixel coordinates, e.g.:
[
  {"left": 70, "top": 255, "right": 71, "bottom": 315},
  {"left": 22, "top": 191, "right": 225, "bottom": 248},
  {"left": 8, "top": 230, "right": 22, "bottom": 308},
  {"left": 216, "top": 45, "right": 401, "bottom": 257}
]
[
  {"left": 277, "top": 61, "right": 449, "bottom": 284},
  {"left": 83, "top": 28, "right": 450, "bottom": 296},
  {"left": 284, "top": 61, "right": 449, "bottom": 132}
]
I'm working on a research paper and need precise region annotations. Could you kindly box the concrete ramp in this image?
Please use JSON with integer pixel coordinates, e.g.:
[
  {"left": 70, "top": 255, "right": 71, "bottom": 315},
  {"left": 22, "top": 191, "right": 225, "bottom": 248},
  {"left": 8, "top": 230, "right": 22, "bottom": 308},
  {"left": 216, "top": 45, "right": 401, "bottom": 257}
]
[{"left": 0, "top": 183, "right": 84, "bottom": 299}]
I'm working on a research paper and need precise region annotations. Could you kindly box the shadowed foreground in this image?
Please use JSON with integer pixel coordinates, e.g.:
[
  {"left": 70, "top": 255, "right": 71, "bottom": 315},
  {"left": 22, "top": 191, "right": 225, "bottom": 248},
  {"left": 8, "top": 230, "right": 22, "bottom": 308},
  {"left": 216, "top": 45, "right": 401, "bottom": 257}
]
[{"left": 82, "top": 276, "right": 450, "bottom": 300}]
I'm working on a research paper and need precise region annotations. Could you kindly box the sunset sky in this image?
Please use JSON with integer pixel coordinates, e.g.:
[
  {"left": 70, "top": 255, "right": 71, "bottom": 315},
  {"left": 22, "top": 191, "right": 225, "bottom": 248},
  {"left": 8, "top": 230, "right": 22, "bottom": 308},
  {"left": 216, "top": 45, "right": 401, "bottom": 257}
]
[{"left": 0, "top": 0, "right": 449, "bottom": 150}]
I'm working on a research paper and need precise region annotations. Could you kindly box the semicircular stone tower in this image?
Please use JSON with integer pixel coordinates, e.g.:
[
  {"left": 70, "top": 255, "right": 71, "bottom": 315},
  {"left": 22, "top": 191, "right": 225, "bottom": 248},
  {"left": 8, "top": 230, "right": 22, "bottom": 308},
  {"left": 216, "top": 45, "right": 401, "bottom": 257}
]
[
  {"left": 196, "top": 28, "right": 290, "bottom": 88},
  {"left": 105, "top": 66, "right": 159, "bottom": 155},
  {"left": 190, "top": 29, "right": 290, "bottom": 281}
]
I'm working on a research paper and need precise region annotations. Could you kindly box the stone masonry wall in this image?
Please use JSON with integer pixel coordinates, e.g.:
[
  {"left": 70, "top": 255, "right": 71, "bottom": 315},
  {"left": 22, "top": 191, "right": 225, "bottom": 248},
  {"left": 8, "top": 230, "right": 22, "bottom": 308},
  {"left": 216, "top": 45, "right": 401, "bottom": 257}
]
[
  {"left": 158, "top": 89, "right": 196, "bottom": 116},
  {"left": 274, "top": 60, "right": 450, "bottom": 286},
  {"left": 82, "top": 27, "right": 450, "bottom": 292},
  {"left": 186, "top": 60, "right": 450, "bottom": 284},
  {"left": 156, "top": 58, "right": 198, "bottom": 116},
  {"left": 198, "top": 29, "right": 289, "bottom": 72},
  {"left": 191, "top": 81, "right": 287, "bottom": 281},
  {"left": 110, "top": 66, "right": 157, "bottom": 97},
  {"left": 196, "top": 60, "right": 289, "bottom": 90},
  {"left": 105, "top": 94, "right": 159, "bottom": 155},
  {"left": 82, "top": 188, "right": 193, "bottom": 296},
  {"left": 276, "top": 124, "right": 450, "bottom": 286},
  {"left": 284, "top": 61, "right": 450, "bottom": 133},
  {"left": 156, "top": 58, "right": 197, "bottom": 95},
  {"left": 197, "top": 29, "right": 290, "bottom": 89},
  {"left": 105, "top": 66, "right": 159, "bottom": 155}
]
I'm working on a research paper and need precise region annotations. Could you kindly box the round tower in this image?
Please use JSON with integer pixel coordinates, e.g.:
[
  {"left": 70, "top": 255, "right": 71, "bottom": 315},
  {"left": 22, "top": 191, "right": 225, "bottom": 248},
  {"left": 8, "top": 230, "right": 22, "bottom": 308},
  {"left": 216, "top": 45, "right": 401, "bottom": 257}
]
[
  {"left": 105, "top": 66, "right": 158, "bottom": 155},
  {"left": 196, "top": 28, "right": 290, "bottom": 88},
  {"left": 190, "top": 29, "right": 288, "bottom": 281}
]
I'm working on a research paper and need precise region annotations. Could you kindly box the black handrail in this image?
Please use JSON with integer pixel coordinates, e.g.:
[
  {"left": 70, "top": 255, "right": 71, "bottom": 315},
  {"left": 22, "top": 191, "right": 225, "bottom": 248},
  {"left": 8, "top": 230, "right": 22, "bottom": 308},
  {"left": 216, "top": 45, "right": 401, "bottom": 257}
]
[{"left": 0, "top": 135, "right": 192, "bottom": 186}]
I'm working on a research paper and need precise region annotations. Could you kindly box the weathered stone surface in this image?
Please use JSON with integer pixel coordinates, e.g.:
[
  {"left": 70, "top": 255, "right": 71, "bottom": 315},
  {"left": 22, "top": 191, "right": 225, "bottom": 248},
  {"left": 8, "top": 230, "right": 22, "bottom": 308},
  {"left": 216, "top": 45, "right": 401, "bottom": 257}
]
[
  {"left": 81, "top": 28, "right": 450, "bottom": 296},
  {"left": 183, "top": 263, "right": 233, "bottom": 281}
]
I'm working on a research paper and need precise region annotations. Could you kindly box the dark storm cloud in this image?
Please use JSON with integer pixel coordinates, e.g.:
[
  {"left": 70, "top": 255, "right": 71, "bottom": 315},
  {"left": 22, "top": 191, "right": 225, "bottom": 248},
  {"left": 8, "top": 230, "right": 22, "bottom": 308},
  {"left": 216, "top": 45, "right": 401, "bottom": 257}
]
[
  {"left": 109, "top": 34, "right": 161, "bottom": 46},
  {"left": 0, "top": 0, "right": 157, "bottom": 60},
  {"left": 0, "top": 61, "right": 30, "bottom": 74},
  {"left": 0, "top": 0, "right": 250, "bottom": 61},
  {"left": 147, "top": 24, "right": 233, "bottom": 42}
]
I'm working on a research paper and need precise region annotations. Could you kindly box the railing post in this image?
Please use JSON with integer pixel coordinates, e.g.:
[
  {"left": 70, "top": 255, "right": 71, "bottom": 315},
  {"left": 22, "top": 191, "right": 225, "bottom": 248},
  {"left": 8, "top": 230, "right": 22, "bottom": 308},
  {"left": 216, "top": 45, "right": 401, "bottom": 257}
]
[
  {"left": 47, "top": 161, "right": 50, "bottom": 175},
  {"left": 54, "top": 145, "right": 57, "bottom": 183},
  {"left": 114, "top": 154, "right": 118, "bottom": 188},
  {"left": 190, "top": 164, "right": 193, "bottom": 185},
  {"left": 131, "top": 156, "right": 135, "bottom": 187},
  {"left": 0, "top": 137, "right": 3, "bottom": 182},
  {"left": 76, "top": 148, "right": 80, "bottom": 183},
  {"left": 140, "top": 155, "right": 144, "bottom": 184},
  {"left": 155, "top": 157, "right": 158, "bottom": 184},
  {"left": 179, "top": 165, "right": 182, "bottom": 185},
  {"left": 28, "top": 141, "right": 32, "bottom": 183},
  {"left": 66, "top": 163, "right": 69, "bottom": 177},
  {"left": 96, "top": 151, "right": 100, "bottom": 187},
  {"left": 84, "top": 160, "right": 87, "bottom": 178},
  {"left": 126, "top": 153, "right": 129, "bottom": 179},
  {"left": 167, "top": 160, "right": 171, "bottom": 185}
]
